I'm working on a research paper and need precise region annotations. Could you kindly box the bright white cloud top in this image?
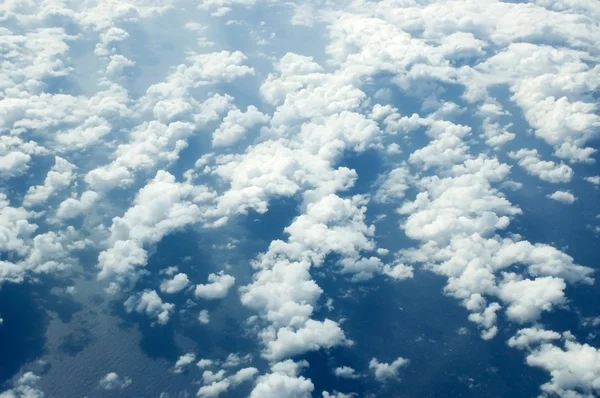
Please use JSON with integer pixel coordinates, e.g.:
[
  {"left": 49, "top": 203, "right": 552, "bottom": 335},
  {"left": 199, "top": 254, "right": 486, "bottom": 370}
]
[{"left": 0, "top": 0, "right": 599, "bottom": 397}]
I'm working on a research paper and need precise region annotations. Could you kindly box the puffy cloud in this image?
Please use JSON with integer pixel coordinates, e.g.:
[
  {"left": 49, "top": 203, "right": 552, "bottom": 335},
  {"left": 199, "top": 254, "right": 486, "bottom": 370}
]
[
  {"left": 374, "top": 166, "right": 411, "bottom": 203},
  {"left": 55, "top": 191, "right": 99, "bottom": 220},
  {"left": 105, "top": 54, "right": 135, "bottom": 77},
  {"left": 498, "top": 276, "right": 566, "bottom": 323},
  {"left": 263, "top": 319, "right": 351, "bottom": 362},
  {"left": 480, "top": 119, "right": 515, "bottom": 148},
  {"left": 197, "top": 359, "right": 214, "bottom": 369},
  {"left": 584, "top": 176, "right": 600, "bottom": 185},
  {"left": 212, "top": 106, "right": 269, "bottom": 147},
  {"left": 124, "top": 290, "right": 174, "bottom": 325},
  {"left": 334, "top": 366, "right": 360, "bottom": 379},
  {"left": 250, "top": 361, "right": 313, "bottom": 398},
  {"left": 508, "top": 328, "right": 562, "bottom": 350},
  {"left": 160, "top": 273, "right": 190, "bottom": 294},
  {"left": 369, "top": 357, "right": 409, "bottom": 381},
  {"left": 98, "top": 372, "right": 132, "bottom": 390},
  {"left": 22, "top": 157, "right": 76, "bottom": 208},
  {"left": 511, "top": 330, "right": 600, "bottom": 398},
  {"left": 398, "top": 153, "right": 592, "bottom": 337},
  {"left": 97, "top": 239, "right": 148, "bottom": 283},
  {"left": 508, "top": 149, "right": 573, "bottom": 183},
  {"left": 196, "top": 367, "right": 258, "bottom": 398},
  {"left": 547, "top": 190, "right": 577, "bottom": 204},
  {"left": 0, "top": 199, "right": 76, "bottom": 283},
  {"left": 203, "top": 370, "right": 227, "bottom": 384},
  {"left": 174, "top": 353, "right": 196, "bottom": 374},
  {"left": 197, "top": 380, "right": 230, "bottom": 398},
  {"left": 223, "top": 353, "right": 252, "bottom": 368},
  {"left": 195, "top": 272, "right": 235, "bottom": 300},
  {"left": 229, "top": 367, "right": 259, "bottom": 384},
  {"left": 0, "top": 194, "right": 37, "bottom": 259},
  {"left": 0, "top": 372, "right": 44, "bottom": 398},
  {"left": 528, "top": 341, "right": 600, "bottom": 397},
  {"left": 97, "top": 171, "right": 215, "bottom": 284},
  {"left": 0, "top": 152, "right": 31, "bottom": 179},
  {"left": 198, "top": 310, "right": 210, "bottom": 324}
]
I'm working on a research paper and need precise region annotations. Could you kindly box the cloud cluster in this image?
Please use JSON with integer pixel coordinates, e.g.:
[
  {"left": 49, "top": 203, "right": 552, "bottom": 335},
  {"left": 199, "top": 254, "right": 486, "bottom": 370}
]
[
  {"left": 0, "top": 0, "right": 599, "bottom": 397},
  {"left": 0, "top": 372, "right": 44, "bottom": 398},
  {"left": 510, "top": 328, "right": 600, "bottom": 397}
]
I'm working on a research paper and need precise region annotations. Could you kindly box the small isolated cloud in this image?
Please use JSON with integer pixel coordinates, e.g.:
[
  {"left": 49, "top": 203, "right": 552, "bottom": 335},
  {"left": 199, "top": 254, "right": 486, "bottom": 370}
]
[
  {"left": 124, "top": 290, "right": 174, "bottom": 325},
  {"left": 160, "top": 272, "right": 190, "bottom": 294},
  {"left": 322, "top": 392, "right": 356, "bottom": 398},
  {"left": 369, "top": 357, "right": 409, "bottom": 381},
  {"left": 98, "top": 372, "right": 132, "bottom": 390},
  {"left": 195, "top": 271, "right": 235, "bottom": 299},
  {"left": 547, "top": 190, "right": 576, "bottom": 204},
  {"left": 197, "top": 366, "right": 259, "bottom": 397},
  {"left": 198, "top": 310, "right": 210, "bottom": 324},
  {"left": 584, "top": 176, "right": 600, "bottom": 185},
  {"left": 334, "top": 366, "right": 360, "bottom": 379},
  {"left": 174, "top": 353, "right": 196, "bottom": 374},
  {"left": 197, "top": 359, "right": 213, "bottom": 369}
]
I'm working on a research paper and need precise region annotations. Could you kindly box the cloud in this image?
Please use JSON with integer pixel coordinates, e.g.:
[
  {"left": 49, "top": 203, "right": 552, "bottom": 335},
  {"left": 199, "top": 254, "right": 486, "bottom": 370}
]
[
  {"left": 508, "top": 149, "right": 573, "bottom": 183},
  {"left": 547, "top": 190, "right": 577, "bottom": 204},
  {"left": 124, "top": 290, "right": 174, "bottom": 325},
  {"left": 250, "top": 360, "right": 313, "bottom": 398},
  {"left": 0, "top": 372, "right": 44, "bottom": 398},
  {"left": 195, "top": 271, "right": 235, "bottom": 299},
  {"left": 263, "top": 319, "right": 351, "bottom": 362},
  {"left": 55, "top": 191, "right": 100, "bottom": 220},
  {"left": 203, "top": 370, "right": 227, "bottom": 384},
  {"left": 322, "top": 392, "right": 356, "bottom": 398},
  {"left": 160, "top": 272, "right": 190, "bottom": 294},
  {"left": 97, "top": 171, "right": 215, "bottom": 285},
  {"left": 584, "top": 176, "right": 600, "bottom": 185},
  {"left": 197, "top": 380, "right": 230, "bottom": 398},
  {"left": 22, "top": 157, "right": 76, "bottom": 208},
  {"left": 195, "top": 366, "right": 258, "bottom": 397},
  {"left": 498, "top": 276, "right": 566, "bottom": 323},
  {"left": 197, "top": 359, "right": 214, "bottom": 369},
  {"left": 334, "top": 366, "right": 360, "bottom": 379},
  {"left": 510, "top": 330, "right": 600, "bottom": 398},
  {"left": 374, "top": 166, "right": 411, "bottom": 203},
  {"left": 212, "top": 105, "right": 269, "bottom": 147},
  {"left": 174, "top": 353, "right": 196, "bottom": 374},
  {"left": 98, "top": 372, "right": 132, "bottom": 390},
  {"left": 508, "top": 328, "right": 561, "bottom": 350},
  {"left": 369, "top": 357, "right": 409, "bottom": 381},
  {"left": 2, "top": 2, "right": 600, "bottom": 398},
  {"left": 0, "top": 152, "right": 31, "bottom": 179},
  {"left": 198, "top": 310, "right": 210, "bottom": 324}
]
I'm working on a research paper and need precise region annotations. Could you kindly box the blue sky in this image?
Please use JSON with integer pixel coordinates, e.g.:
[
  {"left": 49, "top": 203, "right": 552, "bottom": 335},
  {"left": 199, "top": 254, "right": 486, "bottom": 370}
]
[{"left": 1, "top": 1, "right": 600, "bottom": 397}]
